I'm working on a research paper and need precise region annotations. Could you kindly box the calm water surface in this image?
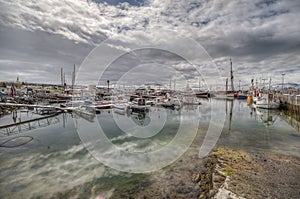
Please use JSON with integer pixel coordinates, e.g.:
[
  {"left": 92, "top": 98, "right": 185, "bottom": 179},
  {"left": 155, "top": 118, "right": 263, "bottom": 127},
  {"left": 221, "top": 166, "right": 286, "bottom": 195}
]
[{"left": 0, "top": 99, "right": 299, "bottom": 198}]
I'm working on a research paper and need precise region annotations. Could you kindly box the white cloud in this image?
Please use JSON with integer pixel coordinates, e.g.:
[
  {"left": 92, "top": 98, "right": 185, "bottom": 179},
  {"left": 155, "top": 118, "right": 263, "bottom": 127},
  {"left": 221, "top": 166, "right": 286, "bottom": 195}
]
[{"left": 0, "top": 0, "right": 299, "bottom": 86}]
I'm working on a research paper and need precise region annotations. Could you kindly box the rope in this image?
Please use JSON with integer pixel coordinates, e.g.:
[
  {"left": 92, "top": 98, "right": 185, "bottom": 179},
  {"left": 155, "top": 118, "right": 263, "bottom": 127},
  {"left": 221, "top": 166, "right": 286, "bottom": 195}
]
[{"left": 0, "top": 136, "right": 33, "bottom": 148}]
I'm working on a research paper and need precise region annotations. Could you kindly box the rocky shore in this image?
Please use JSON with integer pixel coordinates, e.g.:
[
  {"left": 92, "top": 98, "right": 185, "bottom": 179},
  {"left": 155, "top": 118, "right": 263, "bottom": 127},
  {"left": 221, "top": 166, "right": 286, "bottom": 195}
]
[{"left": 192, "top": 147, "right": 300, "bottom": 199}]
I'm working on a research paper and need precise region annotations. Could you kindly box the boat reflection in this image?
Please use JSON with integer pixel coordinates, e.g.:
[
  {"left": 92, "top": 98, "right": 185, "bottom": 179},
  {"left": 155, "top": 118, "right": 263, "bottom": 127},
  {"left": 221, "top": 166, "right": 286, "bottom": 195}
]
[
  {"left": 256, "top": 108, "right": 279, "bottom": 127},
  {"left": 129, "top": 111, "right": 151, "bottom": 126}
]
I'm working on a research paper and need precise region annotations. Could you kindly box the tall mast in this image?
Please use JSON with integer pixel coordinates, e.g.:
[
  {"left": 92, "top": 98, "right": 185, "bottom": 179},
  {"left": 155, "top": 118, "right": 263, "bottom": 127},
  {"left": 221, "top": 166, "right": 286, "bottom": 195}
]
[
  {"left": 63, "top": 72, "right": 66, "bottom": 93},
  {"left": 230, "top": 58, "right": 234, "bottom": 91},
  {"left": 174, "top": 79, "right": 176, "bottom": 91},
  {"left": 226, "top": 78, "right": 228, "bottom": 92},
  {"left": 61, "top": 68, "right": 64, "bottom": 87},
  {"left": 72, "top": 64, "right": 75, "bottom": 93}
]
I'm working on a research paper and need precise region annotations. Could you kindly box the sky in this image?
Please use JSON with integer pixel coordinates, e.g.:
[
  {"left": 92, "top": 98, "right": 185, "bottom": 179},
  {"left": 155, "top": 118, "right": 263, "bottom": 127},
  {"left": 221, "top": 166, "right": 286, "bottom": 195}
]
[{"left": 0, "top": 0, "right": 299, "bottom": 90}]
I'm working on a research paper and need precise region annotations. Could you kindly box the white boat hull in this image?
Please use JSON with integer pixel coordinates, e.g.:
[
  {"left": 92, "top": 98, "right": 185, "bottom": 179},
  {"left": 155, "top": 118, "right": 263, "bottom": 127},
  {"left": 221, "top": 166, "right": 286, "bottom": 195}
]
[
  {"left": 213, "top": 93, "right": 234, "bottom": 100},
  {"left": 256, "top": 102, "right": 279, "bottom": 109}
]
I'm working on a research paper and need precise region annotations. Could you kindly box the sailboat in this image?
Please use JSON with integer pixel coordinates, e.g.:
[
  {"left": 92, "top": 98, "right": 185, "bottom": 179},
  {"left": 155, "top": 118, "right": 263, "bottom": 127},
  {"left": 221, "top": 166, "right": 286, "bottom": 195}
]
[
  {"left": 195, "top": 78, "right": 210, "bottom": 98},
  {"left": 213, "top": 59, "right": 235, "bottom": 100}
]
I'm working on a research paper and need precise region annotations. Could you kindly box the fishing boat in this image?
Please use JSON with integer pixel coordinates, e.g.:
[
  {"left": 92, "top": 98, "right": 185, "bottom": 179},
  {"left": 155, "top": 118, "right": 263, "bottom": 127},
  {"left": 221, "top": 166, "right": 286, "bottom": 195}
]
[
  {"left": 112, "top": 102, "right": 130, "bottom": 115},
  {"left": 93, "top": 96, "right": 114, "bottom": 109},
  {"left": 256, "top": 78, "right": 280, "bottom": 109},
  {"left": 256, "top": 93, "right": 280, "bottom": 109},
  {"left": 157, "top": 97, "right": 182, "bottom": 109},
  {"left": 129, "top": 98, "right": 150, "bottom": 112}
]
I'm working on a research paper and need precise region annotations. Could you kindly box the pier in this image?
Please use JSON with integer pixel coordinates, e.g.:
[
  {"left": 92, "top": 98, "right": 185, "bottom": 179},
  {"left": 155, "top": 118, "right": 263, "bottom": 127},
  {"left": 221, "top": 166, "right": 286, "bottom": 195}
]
[
  {"left": 278, "top": 94, "right": 300, "bottom": 113},
  {"left": 0, "top": 113, "right": 60, "bottom": 136}
]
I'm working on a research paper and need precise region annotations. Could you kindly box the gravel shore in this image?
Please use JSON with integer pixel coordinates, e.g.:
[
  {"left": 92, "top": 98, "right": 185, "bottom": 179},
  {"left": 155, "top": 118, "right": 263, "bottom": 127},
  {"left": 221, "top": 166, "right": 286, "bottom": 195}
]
[{"left": 192, "top": 147, "right": 300, "bottom": 199}]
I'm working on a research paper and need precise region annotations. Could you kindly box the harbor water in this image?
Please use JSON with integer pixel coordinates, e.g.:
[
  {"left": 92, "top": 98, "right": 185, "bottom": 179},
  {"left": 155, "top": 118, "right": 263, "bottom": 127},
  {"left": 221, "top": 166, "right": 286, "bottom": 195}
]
[{"left": 0, "top": 98, "right": 299, "bottom": 198}]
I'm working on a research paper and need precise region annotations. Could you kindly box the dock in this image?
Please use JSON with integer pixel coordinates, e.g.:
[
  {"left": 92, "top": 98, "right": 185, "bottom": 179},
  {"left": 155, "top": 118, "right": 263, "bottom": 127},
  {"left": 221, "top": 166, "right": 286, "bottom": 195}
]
[
  {"left": 0, "top": 113, "right": 60, "bottom": 136},
  {"left": 278, "top": 94, "right": 300, "bottom": 113}
]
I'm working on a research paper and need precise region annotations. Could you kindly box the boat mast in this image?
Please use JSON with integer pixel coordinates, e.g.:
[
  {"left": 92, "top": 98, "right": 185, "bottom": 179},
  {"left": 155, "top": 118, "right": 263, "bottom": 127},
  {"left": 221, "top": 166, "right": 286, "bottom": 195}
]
[
  {"left": 230, "top": 58, "right": 234, "bottom": 92},
  {"left": 63, "top": 72, "right": 66, "bottom": 93},
  {"left": 226, "top": 78, "right": 228, "bottom": 92},
  {"left": 174, "top": 79, "right": 176, "bottom": 91},
  {"left": 72, "top": 64, "right": 76, "bottom": 94},
  {"left": 61, "top": 68, "right": 63, "bottom": 86}
]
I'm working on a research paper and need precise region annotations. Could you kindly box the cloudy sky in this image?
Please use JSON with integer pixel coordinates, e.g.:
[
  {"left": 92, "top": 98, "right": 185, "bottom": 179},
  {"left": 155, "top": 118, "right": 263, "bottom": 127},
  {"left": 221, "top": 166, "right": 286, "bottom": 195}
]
[{"left": 0, "top": 0, "right": 299, "bottom": 89}]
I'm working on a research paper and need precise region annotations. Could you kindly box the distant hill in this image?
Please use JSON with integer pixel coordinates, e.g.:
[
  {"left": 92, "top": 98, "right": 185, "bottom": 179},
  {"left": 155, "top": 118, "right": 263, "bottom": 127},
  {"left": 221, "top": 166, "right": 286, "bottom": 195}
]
[{"left": 274, "top": 83, "right": 300, "bottom": 89}]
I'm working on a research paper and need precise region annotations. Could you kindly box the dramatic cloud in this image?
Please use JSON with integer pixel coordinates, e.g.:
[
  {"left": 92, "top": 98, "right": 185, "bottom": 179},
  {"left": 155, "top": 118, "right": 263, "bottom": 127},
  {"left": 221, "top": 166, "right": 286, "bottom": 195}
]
[{"left": 0, "top": 0, "right": 299, "bottom": 89}]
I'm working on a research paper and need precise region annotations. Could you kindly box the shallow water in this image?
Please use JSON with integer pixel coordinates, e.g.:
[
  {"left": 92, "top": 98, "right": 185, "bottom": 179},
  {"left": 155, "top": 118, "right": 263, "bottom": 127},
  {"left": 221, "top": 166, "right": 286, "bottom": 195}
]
[{"left": 0, "top": 99, "right": 299, "bottom": 198}]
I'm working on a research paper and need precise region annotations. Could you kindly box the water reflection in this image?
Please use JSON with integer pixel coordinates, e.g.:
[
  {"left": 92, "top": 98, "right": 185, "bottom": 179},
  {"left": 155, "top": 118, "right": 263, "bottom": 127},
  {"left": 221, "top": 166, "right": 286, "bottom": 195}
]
[
  {"left": 214, "top": 99, "right": 300, "bottom": 157},
  {"left": 280, "top": 110, "right": 300, "bottom": 132},
  {"left": 129, "top": 112, "right": 151, "bottom": 126},
  {"left": 0, "top": 99, "right": 300, "bottom": 198},
  {"left": 225, "top": 100, "right": 234, "bottom": 133},
  {"left": 256, "top": 109, "right": 278, "bottom": 127},
  {"left": 12, "top": 110, "right": 17, "bottom": 123}
]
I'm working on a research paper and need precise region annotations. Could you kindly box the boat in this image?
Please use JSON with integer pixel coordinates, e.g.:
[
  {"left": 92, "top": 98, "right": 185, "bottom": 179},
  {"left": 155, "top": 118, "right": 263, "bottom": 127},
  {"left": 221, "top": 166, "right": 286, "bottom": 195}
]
[
  {"left": 93, "top": 96, "right": 114, "bottom": 109},
  {"left": 93, "top": 101, "right": 113, "bottom": 109},
  {"left": 256, "top": 78, "right": 280, "bottom": 109},
  {"left": 113, "top": 103, "right": 128, "bottom": 110},
  {"left": 236, "top": 93, "right": 247, "bottom": 100},
  {"left": 256, "top": 93, "right": 280, "bottom": 109},
  {"left": 73, "top": 105, "right": 96, "bottom": 121},
  {"left": 129, "top": 98, "right": 150, "bottom": 112},
  {"left": 195, "top": 91, "right": 210, "bottom": 98},
  {"left": 195, "top": 78, "right": 210, "bottom": 98},
  {"left": 214, "top": 59, "right": 236, "bottom": 100},
  {"left": 55, "top": 94, "right": 72, "bottom": 100},
  {"left": 112, "top": 102, "right": 129, "bottom": 114},
  {"left": 213, "top": 91, "right": 234, "bottom": 100},
  {"left": 35, "top": 107, "right": 59, "bottom": 115},
  {"left": 158, "top": 97, "right": 182, "bottom": 109},
  {"left": 64, "top": 97, "right": 91, "bottom": 107}
]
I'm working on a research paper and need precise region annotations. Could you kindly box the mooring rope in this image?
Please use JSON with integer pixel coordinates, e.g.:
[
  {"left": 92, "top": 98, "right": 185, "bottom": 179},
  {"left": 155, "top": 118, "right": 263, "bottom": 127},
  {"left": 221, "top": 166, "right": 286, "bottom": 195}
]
[{"left": 0, "top": 136, "right": 33, "bottom": 148}]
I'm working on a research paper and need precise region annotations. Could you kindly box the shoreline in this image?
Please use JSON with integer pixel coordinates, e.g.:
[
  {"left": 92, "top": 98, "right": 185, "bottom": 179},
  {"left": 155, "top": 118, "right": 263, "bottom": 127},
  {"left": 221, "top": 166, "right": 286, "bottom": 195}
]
[{"left": 193, "top": 147, "right": 300, "bottom": 199}]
